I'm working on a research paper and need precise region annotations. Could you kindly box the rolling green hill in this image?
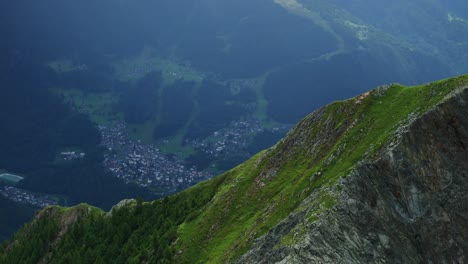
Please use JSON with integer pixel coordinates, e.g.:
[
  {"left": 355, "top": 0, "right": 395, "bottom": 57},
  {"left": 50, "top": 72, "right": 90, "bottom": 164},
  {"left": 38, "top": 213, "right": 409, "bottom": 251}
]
[{"left": 2, "top": 75, "right": 467, "bottom": 263}]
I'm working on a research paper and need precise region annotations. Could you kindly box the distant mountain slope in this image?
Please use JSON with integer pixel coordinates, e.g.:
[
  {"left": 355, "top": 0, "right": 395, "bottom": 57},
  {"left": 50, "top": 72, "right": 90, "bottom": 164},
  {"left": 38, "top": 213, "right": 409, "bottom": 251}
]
[
  {"left": 1, "top": 0, "right": 466, "bottom": 162},
  {"left": 2, "top": 0, "right": 467, "bottom": 121},
  {"left": 2, "top": 75, "right": 467, "bottom": 263}
]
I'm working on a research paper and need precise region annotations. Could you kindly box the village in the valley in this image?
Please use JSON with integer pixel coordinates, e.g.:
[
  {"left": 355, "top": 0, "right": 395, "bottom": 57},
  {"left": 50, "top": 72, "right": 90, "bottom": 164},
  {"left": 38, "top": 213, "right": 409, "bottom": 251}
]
[
  {"left": 98, "top": 119, "right": 287, "bottom": 194},
  {"left": 0, "top": 185, "right": 58, "bottom": 208},
  {"left": 99, "top": 122, "right": 211, "bottom": 194},
  {"left": 0, "top": 119, "right": 288, "bottom": 207}
]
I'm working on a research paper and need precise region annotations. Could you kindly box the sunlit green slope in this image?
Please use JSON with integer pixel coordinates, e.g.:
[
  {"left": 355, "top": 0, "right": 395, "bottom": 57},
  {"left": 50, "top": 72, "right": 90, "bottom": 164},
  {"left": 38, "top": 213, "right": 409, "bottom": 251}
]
[{"left": 1, "top": 75, "right": 467, "bottom": 263}]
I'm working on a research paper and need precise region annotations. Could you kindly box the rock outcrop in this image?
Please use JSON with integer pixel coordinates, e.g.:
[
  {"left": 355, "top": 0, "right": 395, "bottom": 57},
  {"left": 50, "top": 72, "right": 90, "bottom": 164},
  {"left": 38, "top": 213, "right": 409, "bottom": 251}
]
[{"left": 237, "top": 86, "right": 468, "bottom": 263}]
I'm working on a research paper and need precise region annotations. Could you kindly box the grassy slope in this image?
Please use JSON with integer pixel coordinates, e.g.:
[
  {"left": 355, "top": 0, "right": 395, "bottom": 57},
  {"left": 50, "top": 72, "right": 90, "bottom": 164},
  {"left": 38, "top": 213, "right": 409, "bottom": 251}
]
[
  {"left": 1, "top": 75, "right": 467, "bottom": 263},
  {"left": 175, "top": 75, "right": 468, "bottom": 263},
  {"left": 111, "top": 47, "right": 205, "bottom": 85},
  {"left": 50, "top": 88, "right": 121, "bottom": 125}
]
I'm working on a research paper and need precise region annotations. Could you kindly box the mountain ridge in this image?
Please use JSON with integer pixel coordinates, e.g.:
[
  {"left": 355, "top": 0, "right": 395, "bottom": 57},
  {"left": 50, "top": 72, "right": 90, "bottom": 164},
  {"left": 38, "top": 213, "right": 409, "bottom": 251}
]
[
  {"left": 237, "top": 76, "right": 468, "bottom": 263},
  {"left": 1, "top": 0, "right": 466, "bottom": 213},
  {"left": 1, "top": 75, "right": 468, "bottom": 263}
]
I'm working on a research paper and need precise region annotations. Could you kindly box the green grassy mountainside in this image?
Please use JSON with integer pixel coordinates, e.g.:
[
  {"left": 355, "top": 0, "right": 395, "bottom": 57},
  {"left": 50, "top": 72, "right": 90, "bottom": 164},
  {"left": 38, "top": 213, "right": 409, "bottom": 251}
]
[
  {"left": 2, "top": 1, "right": 468, "bottom": 233},
  {"left": 1, "top": 75, "right": 468, "bottom": 263}
]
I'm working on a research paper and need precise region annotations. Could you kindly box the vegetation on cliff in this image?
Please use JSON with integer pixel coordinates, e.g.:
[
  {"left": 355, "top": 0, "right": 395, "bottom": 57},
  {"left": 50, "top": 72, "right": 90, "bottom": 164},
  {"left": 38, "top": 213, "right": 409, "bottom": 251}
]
[{"left": 1, "top": 75, "right": 467, "bottom": 263}]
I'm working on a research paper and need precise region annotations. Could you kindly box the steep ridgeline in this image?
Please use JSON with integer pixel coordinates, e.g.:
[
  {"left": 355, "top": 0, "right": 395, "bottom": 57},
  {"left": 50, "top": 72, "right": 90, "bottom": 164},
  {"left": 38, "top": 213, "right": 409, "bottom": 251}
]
[{"left": 1, "top": 75, "right": 468, "bottom": 263}]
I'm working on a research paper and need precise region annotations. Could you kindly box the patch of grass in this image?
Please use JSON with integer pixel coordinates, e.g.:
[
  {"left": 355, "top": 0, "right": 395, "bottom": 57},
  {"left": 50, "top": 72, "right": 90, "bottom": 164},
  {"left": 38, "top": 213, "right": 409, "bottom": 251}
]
[
  {"left": 158, "top": 135, "right": 194, "bottom": 158},
  {"left": 54, "top": 203, "right": 104, "bottom": 216},
  {"left": 320, "top": 192, "right": 337, "bottom": 209},
  {"left": 112, "top": 46, "right": 205, "bottom": 85},
  {"left": 126, "top": 119, "right": 195, "bottom": 157},
  {"left": 248, "top": 71, "right": 290, "bottom": 128},
  {"left": 251, "top": 74, "right": 269, "bottom": 121},
  {"left": 50, "top": 88, "right": 121, "bottom": 125},
  {"left": 47, "top": 60, "right": 87, "bottom": 73},
  {"left": 279, "top": 224, "right": 307, "bottom": 247},
  {"left": 305, "top": 207, "right": 320, "bottom": 223},
  {"left": 127, "top": 122, "right": 157, "bottom": 144}
]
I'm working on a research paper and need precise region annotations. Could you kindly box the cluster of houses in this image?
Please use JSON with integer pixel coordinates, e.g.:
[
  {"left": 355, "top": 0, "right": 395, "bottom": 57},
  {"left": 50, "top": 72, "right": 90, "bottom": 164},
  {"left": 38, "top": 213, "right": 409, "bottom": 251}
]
[
  {"left": 0, "top": 186, "right": 58, "bottom": 208},
  {"left": 99, "top": 122, "right": 211, "bottom": 194},
  {"left": 190, "top": 120, "right": 267, "bottom": 158},
  {"left": 60, "top": 151, "right": 85, "bottom": 161}
]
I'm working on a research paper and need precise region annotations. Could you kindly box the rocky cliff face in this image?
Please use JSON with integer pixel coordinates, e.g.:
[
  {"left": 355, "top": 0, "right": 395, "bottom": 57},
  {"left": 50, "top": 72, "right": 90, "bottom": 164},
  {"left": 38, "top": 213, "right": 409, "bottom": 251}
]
[
  {"left": 1, "top": 76, "right": 468, "bottom": 264},
  {"left": 237, "top": 86, "right": 468, "bottom": 263}
]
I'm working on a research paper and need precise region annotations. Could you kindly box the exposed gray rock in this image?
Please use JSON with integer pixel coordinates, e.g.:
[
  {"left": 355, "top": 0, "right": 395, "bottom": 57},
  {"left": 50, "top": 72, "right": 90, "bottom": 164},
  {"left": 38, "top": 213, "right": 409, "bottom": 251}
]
[{"left": 237, "top": 88, "right": 468, "bottom": 263}]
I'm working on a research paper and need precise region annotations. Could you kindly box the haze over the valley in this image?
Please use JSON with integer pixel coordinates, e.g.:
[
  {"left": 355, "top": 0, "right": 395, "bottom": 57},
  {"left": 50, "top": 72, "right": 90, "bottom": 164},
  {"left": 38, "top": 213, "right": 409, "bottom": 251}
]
[{"left": 0, "top": 0, "right": 467, "bottom": 242}]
